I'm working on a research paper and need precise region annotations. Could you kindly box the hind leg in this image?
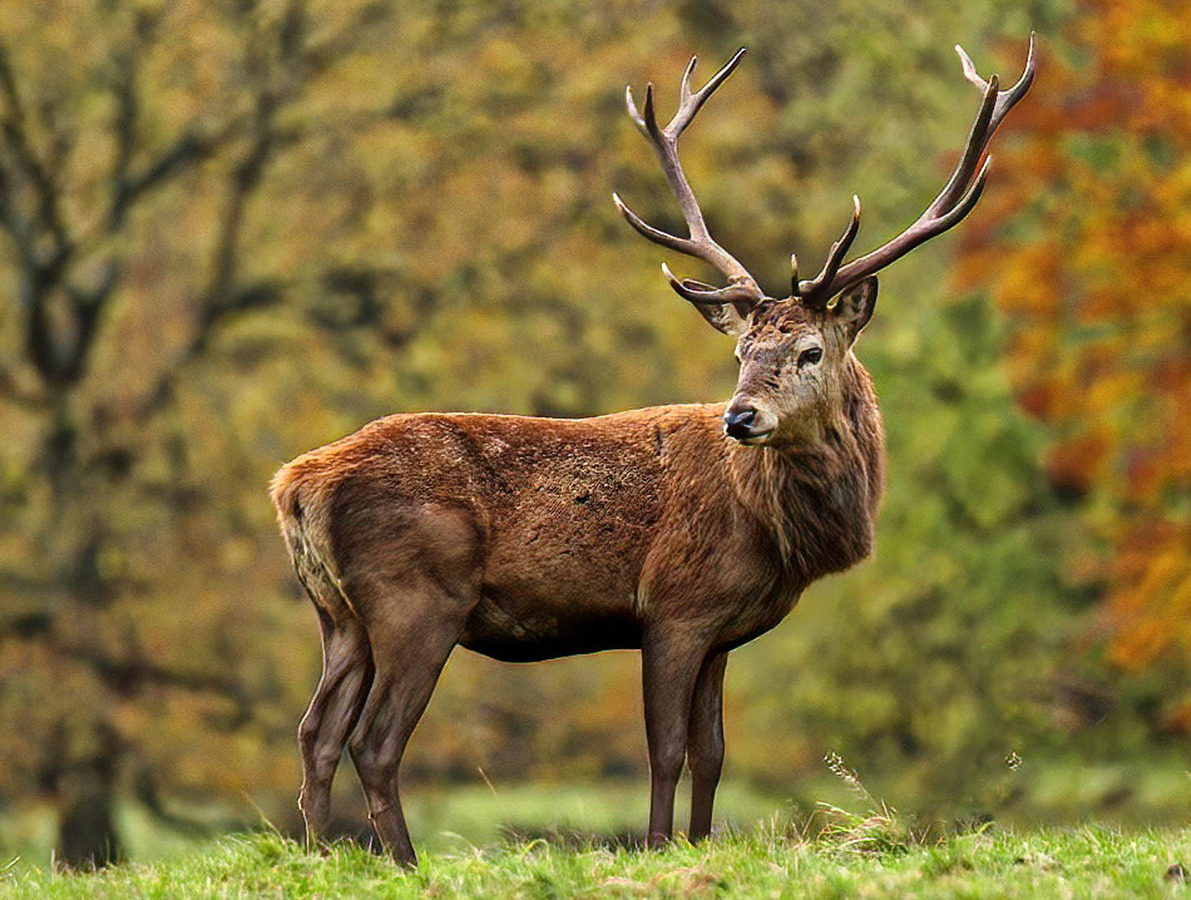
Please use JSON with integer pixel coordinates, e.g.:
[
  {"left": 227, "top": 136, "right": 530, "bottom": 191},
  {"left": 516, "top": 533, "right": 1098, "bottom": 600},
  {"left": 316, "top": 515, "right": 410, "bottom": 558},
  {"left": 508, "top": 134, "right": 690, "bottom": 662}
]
[
  {"left": 346, "top": 582, "right": 468, "bottom": 866},
  {"left": 297, "top": 610, "right": 374, "bottom": 845}
]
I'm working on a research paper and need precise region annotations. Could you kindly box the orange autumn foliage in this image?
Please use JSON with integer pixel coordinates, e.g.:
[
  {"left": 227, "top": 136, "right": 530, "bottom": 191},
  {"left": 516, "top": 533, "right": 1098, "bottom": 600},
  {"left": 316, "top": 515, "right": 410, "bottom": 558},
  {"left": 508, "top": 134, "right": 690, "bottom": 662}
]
[{"left": 959, "top": 2, "right": 1191, "bottom": 695}]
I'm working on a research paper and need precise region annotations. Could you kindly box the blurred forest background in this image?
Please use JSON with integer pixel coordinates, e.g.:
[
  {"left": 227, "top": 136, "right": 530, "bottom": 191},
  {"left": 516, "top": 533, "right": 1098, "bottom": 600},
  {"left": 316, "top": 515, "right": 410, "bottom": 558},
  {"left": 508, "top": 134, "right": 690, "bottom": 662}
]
[{"left": 2, "top": 0, "right": 1189, "bottom": 870}]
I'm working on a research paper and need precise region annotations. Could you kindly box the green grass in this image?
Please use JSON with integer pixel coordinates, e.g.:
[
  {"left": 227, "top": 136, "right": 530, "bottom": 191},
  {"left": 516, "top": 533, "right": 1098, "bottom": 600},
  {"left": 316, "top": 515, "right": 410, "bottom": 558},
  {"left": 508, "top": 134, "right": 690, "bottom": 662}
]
[
  {"left": 4, "top": 771, "right": 1191, "bottom": 898},
  {"left": 3, "top": 823, "right": 1190, "bottom": 898}
]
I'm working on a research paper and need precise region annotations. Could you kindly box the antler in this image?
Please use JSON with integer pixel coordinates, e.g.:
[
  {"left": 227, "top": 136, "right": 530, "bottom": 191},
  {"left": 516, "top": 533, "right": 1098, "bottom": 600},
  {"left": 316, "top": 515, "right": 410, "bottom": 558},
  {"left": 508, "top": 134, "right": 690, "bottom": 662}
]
[
  {"left": 613, "top": 48, "right": 766, "bottom": 313},
  {"left": 796, "top": 33, "right": 1037, "bottom": 310}
]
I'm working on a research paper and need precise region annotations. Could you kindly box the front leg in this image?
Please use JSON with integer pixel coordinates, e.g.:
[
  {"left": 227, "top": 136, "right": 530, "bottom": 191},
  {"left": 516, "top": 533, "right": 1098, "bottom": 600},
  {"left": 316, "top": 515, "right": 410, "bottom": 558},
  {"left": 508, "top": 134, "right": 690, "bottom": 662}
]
[
  {"left": 687, "top": 651, "right": 727, "bottom": 841},
  {"left": 641, "top": 630, "right": 711, "bottom": 847}
]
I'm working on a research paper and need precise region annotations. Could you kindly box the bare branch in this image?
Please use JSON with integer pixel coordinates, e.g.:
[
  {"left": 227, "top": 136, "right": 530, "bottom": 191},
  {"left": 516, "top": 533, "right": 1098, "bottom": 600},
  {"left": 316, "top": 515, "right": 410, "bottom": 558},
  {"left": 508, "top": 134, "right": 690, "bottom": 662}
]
[
  {"left": 0, "top": 41, "right": 72, "bottom": 271},
  {"left": 53, "top": 638, "right": 251, "bottom": 706},
  {"left": 300, "top": 0, "right": 392, "bottom": 77},
  {"left": 0, "top": 158, "right": 36, "bottom": 270}
]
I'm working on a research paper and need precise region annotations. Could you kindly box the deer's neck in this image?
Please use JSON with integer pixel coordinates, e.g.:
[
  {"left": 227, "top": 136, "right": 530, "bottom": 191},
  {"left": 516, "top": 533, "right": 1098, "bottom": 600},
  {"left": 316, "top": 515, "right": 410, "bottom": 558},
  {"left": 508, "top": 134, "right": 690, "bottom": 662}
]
[{"left": 728, "top": 358, "right": 885, "bottom": 582}]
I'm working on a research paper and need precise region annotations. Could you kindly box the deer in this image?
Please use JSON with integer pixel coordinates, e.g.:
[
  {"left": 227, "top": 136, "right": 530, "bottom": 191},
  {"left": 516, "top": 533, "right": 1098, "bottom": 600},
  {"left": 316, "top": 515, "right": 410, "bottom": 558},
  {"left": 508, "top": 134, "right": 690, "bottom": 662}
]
[{"left": 270, "top": 38, "right": 1035, "bottom": 866}]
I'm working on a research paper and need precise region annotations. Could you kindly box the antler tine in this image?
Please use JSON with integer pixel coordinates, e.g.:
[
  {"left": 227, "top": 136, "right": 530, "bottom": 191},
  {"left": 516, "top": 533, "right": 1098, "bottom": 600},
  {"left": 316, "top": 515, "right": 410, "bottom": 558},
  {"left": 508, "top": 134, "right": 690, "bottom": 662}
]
[
  {"left": 613, "top": 192, "right": 698, "bottom": 256},
  {"left": 662, "top": 263, "right": 763, "bottom": 313},
  {"left": 615, "top": 48, "right": 764, "bottom": 310},
  {"left": 670, "top": 48, "right": 747, "bottom": 137},
  {"left": 797, "top": 195, "right": 862, "bottom": 308},
  {"left": 678, "top": 56, "right": 699, "bottom": 105},
  {"left": 957, "top": 31, "right": 1036, "bottom": 132},
  {"left": 929, "top": 73, "right": 999, "bottom": 220},
  {"left": 798, "top": 35, "right": 1036, "bottom": 306},
  {"left": 624, "top": 84, "right": 647, "bottom": 133}
]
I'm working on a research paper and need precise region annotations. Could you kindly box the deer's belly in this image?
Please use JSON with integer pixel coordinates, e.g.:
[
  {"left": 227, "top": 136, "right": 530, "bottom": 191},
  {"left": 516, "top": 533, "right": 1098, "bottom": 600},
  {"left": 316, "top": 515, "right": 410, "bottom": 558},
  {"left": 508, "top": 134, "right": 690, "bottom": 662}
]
[{"left": 458, "top": 575, "right": 643, "bottom": 662}]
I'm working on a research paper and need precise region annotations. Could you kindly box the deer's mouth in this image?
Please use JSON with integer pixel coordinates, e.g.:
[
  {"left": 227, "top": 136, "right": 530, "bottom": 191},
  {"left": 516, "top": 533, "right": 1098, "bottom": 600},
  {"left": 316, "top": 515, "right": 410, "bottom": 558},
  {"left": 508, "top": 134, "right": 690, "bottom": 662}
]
[{"left": 734, "top": 428, "right": 774, "bottom": 446}]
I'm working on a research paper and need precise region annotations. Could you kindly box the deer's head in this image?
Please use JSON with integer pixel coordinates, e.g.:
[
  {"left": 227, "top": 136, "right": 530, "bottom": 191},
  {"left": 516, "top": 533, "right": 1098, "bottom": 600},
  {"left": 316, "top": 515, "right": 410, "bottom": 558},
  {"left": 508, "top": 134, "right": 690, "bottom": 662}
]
[
  {"left": 714, "top": 281, "right": 877, "bottom": 445},
  {"left": 615, "top": 41, "right": 1035, "bottom": 446}
]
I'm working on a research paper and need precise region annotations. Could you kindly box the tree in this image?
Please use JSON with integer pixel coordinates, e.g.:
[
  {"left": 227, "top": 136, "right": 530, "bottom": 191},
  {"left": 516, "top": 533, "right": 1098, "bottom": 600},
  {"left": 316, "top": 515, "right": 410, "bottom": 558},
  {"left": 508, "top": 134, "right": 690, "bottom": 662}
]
[
  {"left": 0, "top": 0, "right": 437, "bottom": 865},
  {"left": 958, "top": 4, "right": 1191, "bottom": 725}
]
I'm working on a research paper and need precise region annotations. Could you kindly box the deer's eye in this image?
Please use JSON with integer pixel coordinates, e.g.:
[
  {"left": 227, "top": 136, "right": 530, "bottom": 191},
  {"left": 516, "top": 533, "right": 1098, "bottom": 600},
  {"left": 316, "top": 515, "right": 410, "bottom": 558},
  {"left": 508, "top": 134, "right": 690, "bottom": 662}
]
[{"left": 797, "top": 346, "right": 823, "bottom": 367}]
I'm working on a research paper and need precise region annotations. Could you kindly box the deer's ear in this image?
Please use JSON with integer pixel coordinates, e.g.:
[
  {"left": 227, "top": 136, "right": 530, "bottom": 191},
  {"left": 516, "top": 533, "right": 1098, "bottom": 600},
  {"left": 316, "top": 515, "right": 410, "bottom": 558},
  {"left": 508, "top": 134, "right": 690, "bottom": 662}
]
[
  {"left": 831, "top": 276, "right": 878, "bottom": 343},
  {"left": 668, "top": 275, "right": 751, "bottom": 335},
  {"left": 692, "top": 301, "right": 748, "bottom": 336}
]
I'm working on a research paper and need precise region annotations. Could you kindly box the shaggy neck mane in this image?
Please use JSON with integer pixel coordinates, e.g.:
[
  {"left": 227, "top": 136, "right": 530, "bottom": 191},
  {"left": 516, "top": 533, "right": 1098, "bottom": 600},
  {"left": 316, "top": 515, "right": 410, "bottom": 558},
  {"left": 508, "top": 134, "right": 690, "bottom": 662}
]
[{"left": 728, "top": 356, "right": 885, "bottom": 583}]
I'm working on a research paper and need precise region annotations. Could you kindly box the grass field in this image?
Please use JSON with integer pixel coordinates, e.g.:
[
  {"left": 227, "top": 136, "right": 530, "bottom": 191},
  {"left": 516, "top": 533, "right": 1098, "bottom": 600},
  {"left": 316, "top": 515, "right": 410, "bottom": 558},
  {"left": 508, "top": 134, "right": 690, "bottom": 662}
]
[
  {"left": 3, "top": 820, "right": 1190, "bottom": 898},
  {"left": 3, "top": 774, "right": 1190, "bottom": 898}
]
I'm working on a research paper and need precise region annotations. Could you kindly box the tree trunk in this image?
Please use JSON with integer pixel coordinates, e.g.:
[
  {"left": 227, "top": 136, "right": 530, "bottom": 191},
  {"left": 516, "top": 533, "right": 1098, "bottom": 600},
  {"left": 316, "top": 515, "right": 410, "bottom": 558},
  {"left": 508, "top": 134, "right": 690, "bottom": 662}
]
[{"left": 56, "top": 755, "right": 122, "bottom": 869}]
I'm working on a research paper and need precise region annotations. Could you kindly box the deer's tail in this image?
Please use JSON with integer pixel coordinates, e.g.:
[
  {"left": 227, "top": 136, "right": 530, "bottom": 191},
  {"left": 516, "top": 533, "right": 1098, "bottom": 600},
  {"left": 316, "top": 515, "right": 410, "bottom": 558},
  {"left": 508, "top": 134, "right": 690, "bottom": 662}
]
[{"left": 270, "top": 462, "right": 357, "bottom": 624}]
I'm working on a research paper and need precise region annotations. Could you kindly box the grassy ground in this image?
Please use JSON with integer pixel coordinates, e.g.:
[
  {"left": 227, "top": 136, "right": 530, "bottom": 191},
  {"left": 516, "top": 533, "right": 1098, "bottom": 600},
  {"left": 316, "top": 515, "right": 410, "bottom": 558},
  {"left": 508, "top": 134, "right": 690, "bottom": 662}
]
[
  {"left": 4, "top": 775, "right": 1191, "bottom": 898},
  {"left": 3, "top": 822, "right": 1190, "bottom": 898}
]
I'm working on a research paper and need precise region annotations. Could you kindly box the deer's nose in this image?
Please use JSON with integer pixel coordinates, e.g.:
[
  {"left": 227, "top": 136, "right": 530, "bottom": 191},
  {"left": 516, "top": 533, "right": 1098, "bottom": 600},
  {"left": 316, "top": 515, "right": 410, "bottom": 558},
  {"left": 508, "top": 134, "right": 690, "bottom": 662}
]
[{"left": 723, "top": 405, "right": 758, "bottom": 440}]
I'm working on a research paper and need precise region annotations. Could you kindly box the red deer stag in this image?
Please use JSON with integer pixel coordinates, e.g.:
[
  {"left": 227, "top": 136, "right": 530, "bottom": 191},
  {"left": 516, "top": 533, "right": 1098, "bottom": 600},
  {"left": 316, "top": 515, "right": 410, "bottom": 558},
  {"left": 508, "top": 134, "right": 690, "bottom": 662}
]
[{"left": 271, "top": 39, "right": 1035, "bottom": 865}]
